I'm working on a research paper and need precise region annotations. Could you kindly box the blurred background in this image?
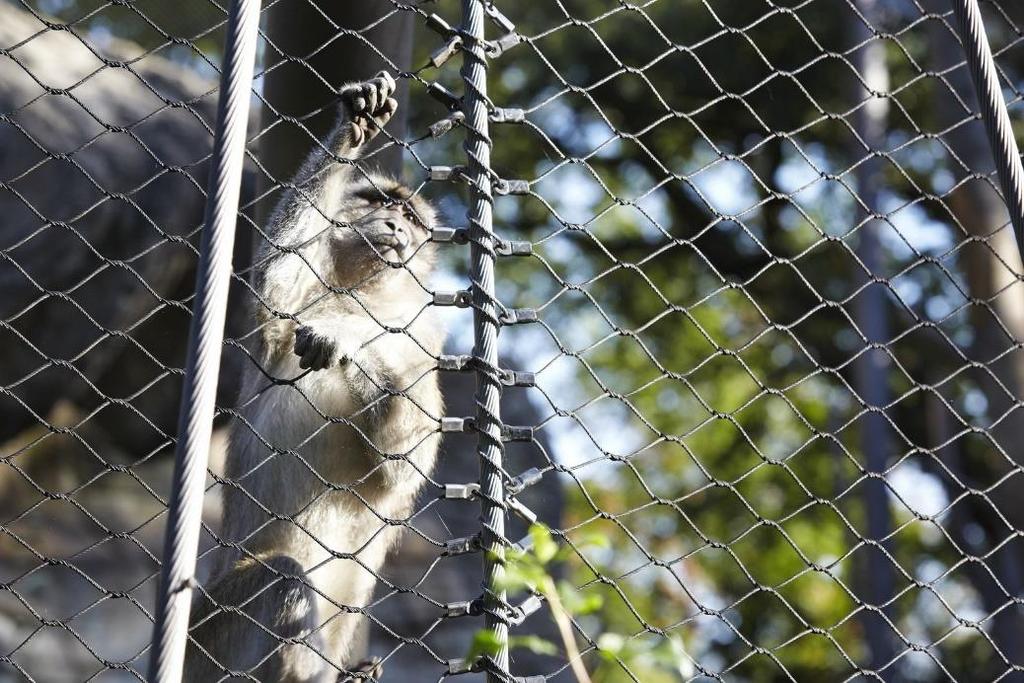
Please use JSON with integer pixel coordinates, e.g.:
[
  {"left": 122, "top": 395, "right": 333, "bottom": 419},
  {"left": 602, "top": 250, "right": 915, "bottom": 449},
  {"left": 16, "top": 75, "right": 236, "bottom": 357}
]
[{"left": 2, "top": 0, "right": 1024, "bottom": 681}]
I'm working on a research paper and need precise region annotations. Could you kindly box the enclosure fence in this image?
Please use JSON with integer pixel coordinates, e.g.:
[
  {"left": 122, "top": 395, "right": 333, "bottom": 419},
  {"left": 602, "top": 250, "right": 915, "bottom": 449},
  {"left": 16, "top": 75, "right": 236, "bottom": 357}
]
[{"left": 5, "top": 0, "right": 1024, "bottom": 681}]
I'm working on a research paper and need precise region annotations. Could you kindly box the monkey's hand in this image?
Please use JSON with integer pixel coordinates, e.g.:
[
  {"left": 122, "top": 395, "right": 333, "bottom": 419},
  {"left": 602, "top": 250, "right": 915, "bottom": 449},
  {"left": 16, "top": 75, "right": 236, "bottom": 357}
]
[
  {"left": 294, "top": 324, "right": 351, "bottom": 371},
  {"left": 338, "top": 656, "right": 383, "bottom": 682},
  {"left": 339, "top": 71, "right": 398, "bottom": 148}
]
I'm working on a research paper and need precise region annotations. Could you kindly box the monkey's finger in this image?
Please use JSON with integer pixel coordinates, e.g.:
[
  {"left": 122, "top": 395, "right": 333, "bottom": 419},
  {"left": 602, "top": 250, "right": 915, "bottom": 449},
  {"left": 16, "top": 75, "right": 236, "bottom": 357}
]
[
  {"left": 375, "top": 70, "right": 395, "bottom": 96},
  {"left": 362, "top": 82, "right": 378, "bottom": 114},
  {"left": 373, "top": 77, "right": 391, "bottom": 110},
  {"left": 373, "top": 98, "right": 398, "bottom": 127},
  {"left": 315, "top": 339, "right": 336, "bottom": 370},
  {"left": 294, "top": 328, "right": 311, "bottom": 356}
]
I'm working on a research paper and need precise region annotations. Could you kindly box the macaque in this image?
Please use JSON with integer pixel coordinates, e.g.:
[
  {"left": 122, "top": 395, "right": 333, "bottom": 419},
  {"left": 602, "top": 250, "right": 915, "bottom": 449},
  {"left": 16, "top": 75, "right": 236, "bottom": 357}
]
[{"left": 185, "top": 71, "right": 444, "bottom": 682}]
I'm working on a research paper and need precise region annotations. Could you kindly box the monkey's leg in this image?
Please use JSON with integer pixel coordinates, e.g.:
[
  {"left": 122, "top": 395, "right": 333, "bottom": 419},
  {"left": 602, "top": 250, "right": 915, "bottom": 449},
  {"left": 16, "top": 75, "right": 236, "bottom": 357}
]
[{"left": 186, "top": 555, "right": 332, "bottom": 683}]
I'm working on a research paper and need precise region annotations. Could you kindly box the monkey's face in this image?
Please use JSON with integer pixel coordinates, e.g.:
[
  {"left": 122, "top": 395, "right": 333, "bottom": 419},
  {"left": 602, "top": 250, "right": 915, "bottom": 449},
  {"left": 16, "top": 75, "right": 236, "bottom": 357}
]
[{"left": 332, "top": 177, "right": 436, "bottom": 277}]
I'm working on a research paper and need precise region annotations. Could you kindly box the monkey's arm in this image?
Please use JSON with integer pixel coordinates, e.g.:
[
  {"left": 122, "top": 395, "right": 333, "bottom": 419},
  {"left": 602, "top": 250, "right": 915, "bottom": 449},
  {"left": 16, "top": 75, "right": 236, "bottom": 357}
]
[
  {"left": 254, "top": 72, "right": 398, "bottom": 359},
  {"left": 293, "top": 313, "right": 441, "bottom": 423}
]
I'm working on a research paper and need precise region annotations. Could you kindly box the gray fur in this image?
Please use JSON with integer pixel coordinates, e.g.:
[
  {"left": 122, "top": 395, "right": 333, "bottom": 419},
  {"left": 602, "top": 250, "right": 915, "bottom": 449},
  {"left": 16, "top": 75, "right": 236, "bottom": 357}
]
[{"left": 186, "top": 73, "right": 445, "bottom": 682}]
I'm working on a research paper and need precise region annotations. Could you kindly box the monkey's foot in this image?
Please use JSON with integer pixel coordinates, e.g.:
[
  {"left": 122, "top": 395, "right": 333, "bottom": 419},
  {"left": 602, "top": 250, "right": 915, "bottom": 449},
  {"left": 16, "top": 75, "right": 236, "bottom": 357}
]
[
  {"left": 294, "top": 325, "right": 346, "bottom": 371},
  {"left": 338, "top": 656, "right": 383, "bottom": 682},
  {"left": 340, "top": 71, "right": 397, "bottom": 146}
]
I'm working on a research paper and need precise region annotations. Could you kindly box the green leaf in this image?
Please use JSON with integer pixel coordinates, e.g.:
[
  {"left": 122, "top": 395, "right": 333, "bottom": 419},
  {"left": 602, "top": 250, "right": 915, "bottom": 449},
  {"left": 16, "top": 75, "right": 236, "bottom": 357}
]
[
  {"left": 530, "top": 524, "right": 559, "bottom": 565},
  {"left": 466, "top": 629, "right": 503, "bottom": 661},
  {"left": 509, "top": 635, "right": 560, "bottom": 656},
  {"left": 596, "top": 632, "right": 626, "bottom": 661},
  {"left": 558, "top": 584, "right": 603, "bottom": 616}
]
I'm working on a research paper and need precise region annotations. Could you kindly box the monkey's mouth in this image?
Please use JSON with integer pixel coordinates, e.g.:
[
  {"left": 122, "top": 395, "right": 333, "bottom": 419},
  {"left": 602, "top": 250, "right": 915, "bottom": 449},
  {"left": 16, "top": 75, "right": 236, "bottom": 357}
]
[{"left": 367, "top": 234, "right": 410, "bottom": 258}]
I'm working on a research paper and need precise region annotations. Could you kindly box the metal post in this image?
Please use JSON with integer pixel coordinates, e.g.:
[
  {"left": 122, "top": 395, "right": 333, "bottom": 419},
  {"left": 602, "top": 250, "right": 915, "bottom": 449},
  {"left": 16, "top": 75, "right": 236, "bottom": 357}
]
[
  {"left": 147, "top": 0, "right": 260, "bottom": 680},
  {"left": 461, "top": 0, "right": 509, "bottom": 679}
]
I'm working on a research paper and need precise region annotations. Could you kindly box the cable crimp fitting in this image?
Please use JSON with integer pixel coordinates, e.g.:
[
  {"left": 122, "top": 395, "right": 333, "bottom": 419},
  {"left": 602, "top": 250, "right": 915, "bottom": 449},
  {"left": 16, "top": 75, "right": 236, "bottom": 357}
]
[
  {"left": 506, "top": 496, "right": 539, "bottom": 524},
  {"left": 508, "top": 467, "right": 544, "bottom": 495},
  {"left": 501, "top": 425, "right": 534, "bottom": 442},
  {"left": 429, "top": 110, "right": 465, "bottom": 137},
  {"left": 494, "top": 178, "right": 530, "bottom": 195},
  {"left": 444, "top": 482, "right": 480, "bottom": 500},
  {"left": 487, "top": 32, "right": 521, "bottom": 57},
  {"left": 446, "top": 658, "right": 479, "bottom": 675},
  {"left": 496, "top": 238, "right": 532, "bottom": 256},
  {"left": 440, "top": 416, "right": 475, "bottom": 433},
  {"left": 429, "top": 165, "right": 468, "bottom": 182},
  {"left": 490, "top": 107, "right": 525, "bottom": 124},
  {"left": 433, "top": 290, "right": 472, "bottom": 307},
  {"left": 427, "top": 81, "right": 462, "bottom": 110},
  {"left": 508, "top": 595, "right": 544, "bottom": 626},
  {"left": 500, "top": 308, "right": 538, "bottom": 325},
  {"left": 438, "top": 354, "right": 473, "bottom": 371},
  {"left": 513, "top": 533, "right": 533, "bottom": 553},
  {"left": 444, "top": 534, "right": 482, "bottom": 556},
  {"left": 499, "top": 368, "right": 535, "bottom": 387},
  {"left": 430, "top": 35, "right": 463, "bottom": 68},
  {"left": 445, "top": 598, "right": 483, "bottom": 618},
  {"left": 431, "top": 226, "right": 469, "bottom": 244},
  {"left": 425, "top": 12, "right": 456, "bottom": 37},
  {"left": 484, "top": 4, "right": 516, "bottom": 33}
]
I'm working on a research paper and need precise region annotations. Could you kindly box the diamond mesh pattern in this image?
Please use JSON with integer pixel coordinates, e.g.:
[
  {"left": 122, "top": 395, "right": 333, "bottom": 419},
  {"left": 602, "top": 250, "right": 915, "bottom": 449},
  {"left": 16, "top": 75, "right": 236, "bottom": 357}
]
[{"left": 3, "top": 0, "right": 1024, "bottom": 681}]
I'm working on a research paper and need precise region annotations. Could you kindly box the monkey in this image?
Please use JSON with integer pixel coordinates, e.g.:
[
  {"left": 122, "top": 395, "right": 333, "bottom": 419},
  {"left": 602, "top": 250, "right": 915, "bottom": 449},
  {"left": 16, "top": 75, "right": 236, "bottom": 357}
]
[{"left": 184, "top": 71, "right": 445, "bottom": 682}]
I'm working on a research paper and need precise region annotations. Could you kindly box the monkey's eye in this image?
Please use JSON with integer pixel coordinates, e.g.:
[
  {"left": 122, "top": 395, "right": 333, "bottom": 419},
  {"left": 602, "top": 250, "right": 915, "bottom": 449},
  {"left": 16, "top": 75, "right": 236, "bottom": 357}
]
[{"left": 403, "top": 207, "right": 425, "bottom": 228}]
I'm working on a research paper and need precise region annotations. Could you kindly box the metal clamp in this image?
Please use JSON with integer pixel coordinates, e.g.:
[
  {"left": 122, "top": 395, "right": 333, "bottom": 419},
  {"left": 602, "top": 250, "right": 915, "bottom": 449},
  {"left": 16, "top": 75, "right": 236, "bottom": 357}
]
[
  {"left": 445, "top": 482, "right": 480, "bottom": 500},
  {"left": 500, "top": 308, "right": 538, "bottom": 325},
  {"left": 444, "top": 535, "right": 482, "bottom": 556},
  {"left": 429, "top": 111, "right": 465, "bottom": 137},
  {"left": 441, "top": 416, "right": 475, "bottom": 432},
  {"left": 496, "top": 239, "right": 532, "bottom": 256},
  {"left": 484, "top": 4, "right": 516, "bottom": 33},
  {"left": 430, "top": 35, "right": 463, "bottom": 68},
  {"left": 431, "top": 227, "right": 468, "bottom": 243},
  {"left": 433, "top": 290, "right": 472, "bottom": 307},
  {"left": 425, "top": 13, "right": 456, "bottom": 37},
  {"left": 494, "top": 178, "right": 530, "bottom": 195},
  {"left": 446, "top": 658, "right": 477, "bottom": 675},
  {"left": 428, "top": 81, "right": 462, "bottom": 110},
  {"left": 499, "top": 369, "right": 535, "bottom": 387},
  {"left": 506, "top": 496, "right": 538, "bottom": 524},
  {"left": 508, "top": 467, "right": 543, "bottom": 495},
  {"left": 445, "top": 599, "right": 483, "bottom": 618},
  {"left": 438, "top": 354, "right": 473, "bottom": 371},
  {"left": 490, "top": 107, "right": 525, "bottom": 124},
  {"left": 502, "top": 425, "right": 534, "bottom": 442},
  {"left": 508, "top": 595, "right": 544, "bottom": 626}
]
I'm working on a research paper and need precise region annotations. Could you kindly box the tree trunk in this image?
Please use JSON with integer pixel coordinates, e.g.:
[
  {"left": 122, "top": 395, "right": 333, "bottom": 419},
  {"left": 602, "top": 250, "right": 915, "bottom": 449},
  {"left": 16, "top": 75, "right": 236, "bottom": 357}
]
[{"left": 849, "top": 1, "right": 896, "bottom": 676}]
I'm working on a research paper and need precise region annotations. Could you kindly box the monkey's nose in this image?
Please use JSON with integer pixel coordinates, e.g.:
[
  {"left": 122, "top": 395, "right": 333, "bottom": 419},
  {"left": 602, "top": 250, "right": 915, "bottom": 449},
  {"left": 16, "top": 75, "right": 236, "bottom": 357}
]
[{"left": 385, "top": 220, "right": 397, "bottom": 232}]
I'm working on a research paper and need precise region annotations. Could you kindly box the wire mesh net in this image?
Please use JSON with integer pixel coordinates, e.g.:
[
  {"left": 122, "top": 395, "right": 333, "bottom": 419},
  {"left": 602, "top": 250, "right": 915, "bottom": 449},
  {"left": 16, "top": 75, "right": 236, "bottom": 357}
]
[{"left": 3, "top": 0, "right": 1024, "bottom": 681}]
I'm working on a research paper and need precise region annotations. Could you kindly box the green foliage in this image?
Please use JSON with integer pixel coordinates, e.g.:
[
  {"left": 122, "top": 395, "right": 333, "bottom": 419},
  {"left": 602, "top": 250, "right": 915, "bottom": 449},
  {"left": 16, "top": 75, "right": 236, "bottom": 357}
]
[{"left": 422, "top": 1, "right": 1020, "bottom": 680}]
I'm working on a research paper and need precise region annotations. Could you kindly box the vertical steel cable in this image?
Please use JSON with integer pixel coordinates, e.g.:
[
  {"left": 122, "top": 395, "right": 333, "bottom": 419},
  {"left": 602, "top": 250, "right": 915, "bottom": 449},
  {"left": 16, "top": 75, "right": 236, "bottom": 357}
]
[
  {"left": 950, "top": 0, "right": 1024, "bottom": 257},
  {"left": 147, "top": 0, "right": 260, "bottom": 680},
  {"left": 461, "top": 0, "right": 509, "bottom": 679}
]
